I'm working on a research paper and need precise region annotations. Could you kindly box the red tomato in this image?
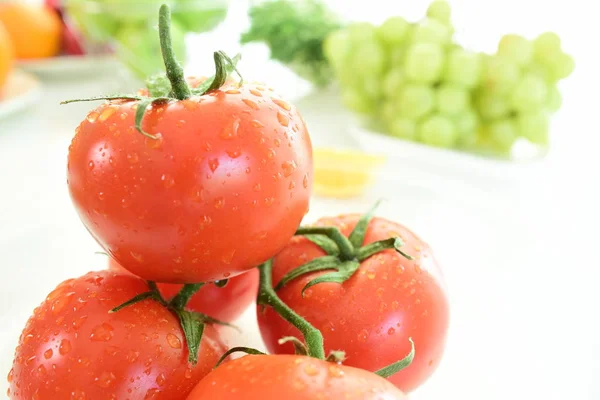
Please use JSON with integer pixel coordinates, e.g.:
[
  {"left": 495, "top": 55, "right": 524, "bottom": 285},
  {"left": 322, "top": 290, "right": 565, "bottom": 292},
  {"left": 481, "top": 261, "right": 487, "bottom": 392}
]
[
  {"left": 7, "top": 270, "right": 228, "bottom": 399},
  {"left": 187, "top": 354, "right": 407, "bottom": 399},
  {"left": 67, "top": 83, "right": 313, "bottom": 283},
  {"left": 108, "top": 257, "right": 259, "bottom": 321},
  {"left": 257, "top": 215, "right": 449, "bottom": 392}
]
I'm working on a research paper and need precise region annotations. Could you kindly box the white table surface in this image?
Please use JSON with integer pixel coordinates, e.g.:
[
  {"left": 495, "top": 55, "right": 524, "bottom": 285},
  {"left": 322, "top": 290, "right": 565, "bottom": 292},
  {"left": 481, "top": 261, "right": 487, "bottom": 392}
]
[{"left": 1, "top": 1, "right": 599, "bottom": 399}]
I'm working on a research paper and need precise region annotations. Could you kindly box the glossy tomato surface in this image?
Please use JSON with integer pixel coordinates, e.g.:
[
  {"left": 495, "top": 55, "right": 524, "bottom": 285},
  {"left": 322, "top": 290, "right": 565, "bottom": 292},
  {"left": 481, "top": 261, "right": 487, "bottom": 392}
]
[
  {"left": 186, "top": 354, "right": 407, "bottom": 399},
  {"left": 257, "top": 215, "right": 449, "bottom": 392},
  {"left": 67, "top": 83, "right": 312, "bottom": 283},
  {"left": 7, "top": 270, "right": 228, "bottom": 399},
  {"left": 108, "top": 257, "right": 259, "bottom": 321}
]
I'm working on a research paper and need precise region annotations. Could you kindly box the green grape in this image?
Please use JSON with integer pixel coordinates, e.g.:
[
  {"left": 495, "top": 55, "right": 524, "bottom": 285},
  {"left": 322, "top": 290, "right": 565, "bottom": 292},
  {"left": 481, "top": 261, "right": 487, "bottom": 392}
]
[
  {"left": 389, "top": 118, "right": 418, "bottom": 140},
  {"left": 347, "top": 22, "right": 378, "bottom": 43},
  {"left": 436, "top": 84, "right": 468, "bottom": 115},
  {"left": 497, "top": 34, "right": 533, "bottom": 66},
  {"left": 352, "top": 40, "right": 386, "bottom": 74},
  {"left": 404, "top": 43, "right": 444, "bottom": 84},
  {"left": 362, "top": 75, "right": 383, "bottom": 100},
  {"left": 526, "top": 62, "right": 551, "bottom": 82},
  {"left": 482, "top": 55, "right": 520, "bottom": 94},
  {"left": 454, "top": 110, "right": 479, "bottom": 147},
  {"left": 517, "top": 112, "right": 549, "bottom": 145},
  {"left": 389, "top": 47, "right": 406, "bottom": 65},
  {"left": 546, "top": 86, "right": 562, "bottom": 112},
  {"left": 476, "top": 93, "right": 510, "bottom": 120},
  {"left": 381, "top": 102, "right": 398, "bottom": 123},
  {"left": 383, "top": 68, "right": 405, "bottom": 98},
  {"left": 341, "top": 89, "right": 373, "bottom": 114},
  {"left": 324, "top": 30, "right": 352, "bottom": 72},
  {"left": 412, "top": 19, "right": 451, "bottom": 45},
  {"left": 397, "top": 84, "right": 435, "bottom": 119},
  {"left": 444, "top": 47, "right": 482, "bottom": 88},
  {"left": 488, "top": 119, "right": 518, "bottom": 151},
  {"left": 548, "top": 52, "right": 575, "bottom": 80},
  {"left": 377, "top": 16, "right": 411, "bottom": 46},
  {"left": 510, "top": 73, "right": 548, "bottom": 112},
  {"left": 418, "top": 115, "right": 458, "bottom": 147},
  {"left": 533, "top": 32, "right": 561, "bottom": 65},
  {"left": 426, "top": 0, "right": 452, "bottom": 24}
]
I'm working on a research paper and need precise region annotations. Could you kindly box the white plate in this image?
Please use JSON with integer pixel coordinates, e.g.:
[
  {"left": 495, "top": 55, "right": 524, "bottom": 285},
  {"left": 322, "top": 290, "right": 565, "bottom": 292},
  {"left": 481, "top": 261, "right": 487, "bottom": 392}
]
[
  {"left": 0, "top": 70, "right": 42, "bottom": 120},
  {"left": 16, "top": 55, "right": 118, "bottom": 78}
]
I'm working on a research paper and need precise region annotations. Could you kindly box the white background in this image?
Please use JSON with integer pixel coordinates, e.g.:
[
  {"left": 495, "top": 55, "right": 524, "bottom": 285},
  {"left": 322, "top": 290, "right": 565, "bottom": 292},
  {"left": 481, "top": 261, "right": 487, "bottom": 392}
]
[{"left": 1, "top": 0, "right": 599, "bottom": 399}]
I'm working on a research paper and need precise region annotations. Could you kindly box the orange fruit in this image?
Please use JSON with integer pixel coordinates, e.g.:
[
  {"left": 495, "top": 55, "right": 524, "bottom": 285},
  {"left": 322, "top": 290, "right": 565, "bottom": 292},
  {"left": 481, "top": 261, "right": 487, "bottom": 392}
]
[
  {"left": 0, "top": 3, "right": 62, "bottom": 59},
  {"left": 0, "top": 21, "right": 14, "bottom": 88}
]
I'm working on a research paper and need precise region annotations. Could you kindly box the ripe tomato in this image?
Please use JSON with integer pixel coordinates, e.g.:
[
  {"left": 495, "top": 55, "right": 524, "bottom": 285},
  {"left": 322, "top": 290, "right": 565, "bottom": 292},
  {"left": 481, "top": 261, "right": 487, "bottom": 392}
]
[
  {"left": 108, "top": 257, "right": 259, "bottom": 321},
  {"left": 186, "top": 354, "right": 407, "bottom": 399},
  {"left": 8, "top": 270, "right": 228, "bottom": 399},
  {"left": 257, "top": 215, "right": 449, "bottom": 392},
  {"left": 67, "top": 82, "right": 313, "bottom": 283}
]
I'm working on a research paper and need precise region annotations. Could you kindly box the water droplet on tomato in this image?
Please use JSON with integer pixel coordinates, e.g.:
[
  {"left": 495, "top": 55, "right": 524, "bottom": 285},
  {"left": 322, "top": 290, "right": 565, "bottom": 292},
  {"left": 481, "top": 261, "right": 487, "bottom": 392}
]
[
  {"left": 226, "top": 148, "right": 241, "bottom": 158},
  {"left": 220, "top": 118, "right": 240, "bottom": 140},
  {"left": 72, "top": 315, "right": 88, "bottom": 331},
  {"left": 94, "top": 371, "right": 116, "bottom": 388},
  {"left": 303, "top": 289, "right": 313, "bottom": 298},
  {"left": 161, "top": 174, "right": 175, "bottom": 188},
  {"left": 281, "top": 160, "right": 297, "bottom": 177},
  {"left": 91, "top": 323, "right": 114, "bottom": 342},
  {"left": 181, "top": 100, "right": 199, "bottom": 110},
  {"left": 184, "top": 367, "right": 193, "bottom": 379},
  {"left": 273, "top": 138, "right": 281, "bottom": 148},
  {"left": 226, "top": 89, "right": 241, "bottom": 94},
  {"left": 387, "top": 327, "right": 396, "bottom": 335},
  {"left": 127, "top": 152, "right": 139, "bottom": 164},
  {"left": 250, "top": 119, "right": 264, "bottom": 128},
  {"left": 208, "top": 159, "right": 219, "bottom": 172},
  {"left": 6, "top": 368, "right": 13, "bottom": 383},
  {"left": 99, "top": 107, "right": 117, "bottom": 122},
  {"left": 253, "top": 183, "right": 261, "bottom": 192},
  {"left": 59, "top": 339, "right": 71, "bottom": 355},
  {"left": 52, "top": 292, "right": 74, "bottom": 314},
  {"left": 249, "top": 89, "right": 262, "bottom": 97},
  {"left": 130, "top": 251, "right": 144, "bottom": 263},
  {"left": 303, "top": 363, "right": 318, "bottom": 376},
  {"left": 166, "top": 333, "right": 181, "bottom": 349},
  {"left": 303, "top": 174, "right": 309, "bottom": 188},
  {"left": 267, "top": 148, "right": 276, "bottom": 159},
  {"left": 214, "top": 197, "right": 225, "bottom": 209},
  {"left": 357, "top": 329, "right": 368, "bottom": 342},
  {"left": 155, "top": 373, "right": 166, "bottom": 386},
  {"left": 198, "top": 215, "right": 212, "bottom": 230},
  {"left": 86, "top": 112, "right": 99, "bottom": 123},
  {"left": 191, "top": 186, "right": 205, "bottom": 203},
  {"left": 328, "top": 365, "right": 344, "bottom": 378},
  {"left": 222, "top": 249, "right": 236, "bottom": 265},
  {"left": 273, "top": 99, "right": 291, "bottom": 111},
  {"left": 264, "top": 197, "right": 275, "bottom": 206},
  {"left": 277, "top": 111, "right": 289, "bottom": 127},
  {"left": 245, "top": 167, "right": 251, "bottom": 174},
  {"left": 43, "top": 348, "right": 53, "bottom": 360},
  {"left": 242, "top": 98, "right": 260, "bottom": 110},
  {"left": 88, "top": 161, "right": 95, "bottom": 171},
  {"left": 289, "top": 181, "right": 296, "bottom": 190},
  {"left": 70, "top": 389, "right": 87, "bottom": 400},
  {"left": 36, "top": 364, "right": 46, "bottom": 376}
]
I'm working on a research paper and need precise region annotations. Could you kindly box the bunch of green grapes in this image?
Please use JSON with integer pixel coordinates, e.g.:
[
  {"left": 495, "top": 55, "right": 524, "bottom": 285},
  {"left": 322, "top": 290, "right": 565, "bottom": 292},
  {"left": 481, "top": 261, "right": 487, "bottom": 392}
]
[
  {"left": 476, "top": 32, "right": 574, "bottom": 152},
  {"left": 323, "top": 0, "right": 574, "bottom": 156}
]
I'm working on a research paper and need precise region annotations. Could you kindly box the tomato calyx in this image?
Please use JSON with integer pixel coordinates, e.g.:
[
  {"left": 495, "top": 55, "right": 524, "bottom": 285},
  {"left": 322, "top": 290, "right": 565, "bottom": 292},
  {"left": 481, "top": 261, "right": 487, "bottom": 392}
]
[
  {"left": 276, "top": 201, "right": 413, "bottom": 295},
  {"left": 61, "top": 4, "right": 242, "bottom": 140},
  {"left": 110, "top": 281, "right": 235, "bottom": 365}
]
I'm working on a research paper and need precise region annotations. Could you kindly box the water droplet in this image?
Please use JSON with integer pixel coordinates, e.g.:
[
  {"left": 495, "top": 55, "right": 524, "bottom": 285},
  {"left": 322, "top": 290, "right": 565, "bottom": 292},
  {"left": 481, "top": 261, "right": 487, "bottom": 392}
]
[
  {"left": 88, "top": 161, "right": 95, "bottom": 171},
  {"left": 59, "top": 339, "right": 71, "bottom": 355},
  {"left": 120, "top": 113, "right": 128, "bottom": 120},
  {"left": 181, "top": 100, "right": 198, "bottom": 110},
  {"left": 184, "top": 367, "right": 193, "bottom": 379},
  {"left": 161, "top": 174, "right": 175, "bottom": 188},
  {"left": 222, "top": 249, "right": 236, "bottom": 264},
  {"left": 90, "top": 323, "right": 114, "bottom": 342},
  {"left": 303, "top": 288, "right": 313, "bottom": 298},
  {"left": 70, "top": 389, "right": 87, "bottom": 400},
  {"left": 226, "top": 89, "right": 240, "bottom": 94},
  {"left": 274, "top": 138, "right": 281, "bottom": 147},
  {"left": 253, "top": 183, "right": 261, "bottom": 192},
  {"left": 52, "top": 292, "right": 74, "bottom": 314},
  {"left": 86, "top": 112, "right": 99, "bottom": 123},
  {"left": 130, "top": 251, "right": 144, "bottom": 263},
  {"left": 267, "top": 148, "right": 276, "bottom": 159},
  {"left": 357, "top": 329, "right": 368, "bottom": 342},
  {"left": 44, "top": 348, "right": 53, "bottom": 359},
  {"left": 328, "top": 365, "right": 345, "bottom": 378},
  {"left": 376, "top": 287, "right": 384, "bottom": 297},
  {"left": 191, "top": 186, "right": 205, "bottom": 203},
  {"left": 99, "top": 107, "right": 117, "bottom": 122},
  {"left": 292, "top": 379, "right": 306, "bottom": 390},
  {"left": 367, "top": 272, "right": 376, "bottom": 279},
  {"left": 208, "top": 158, "right": 220, "bottom": 172},
  {"left": 145, "top": 133, "right": 163, "bottom": 150},
  {"left": 250, "top": 119, "right": 264, "bottom": 128},
  {"left": 72, "top": 315, "right": 88, "bottom": 331},
  {"left": 126, "top": 350, "right": 140, "bottom": 363},
  {"left": 273, "top": 98, "right": 291, "bottom": 111},
  {"left": 220, "top": 118, "right": 240, "bottom": 140},
  {"left": 127, "top": 152, "right": 139, "bottom": 164},
  {"left": 166, "top": 333, "right": 181, "bottom": 349},
  {"left": 214, "top": 197, "right": 225, "bottom": 209},
  {"left": 94, "top": 371, "right": 116, "bottom": 388},
  {"left": 226, "top": 148, "right": 241, "bottom": 158},
  {"left": 249, "top": 89, "right": 262, "bottom": 97},
  {"left": 36, "top": 364, "right": 46, "bottom": 376},
  {"left": 303, "top": 174, "right": 309, "bottom": 188},
  {"left": 242, "top": 98, "right": 260, "bottom": 110},
  {"left": 281, "top": 160, "right": 297, "bottom": 177},
  {"left": 264, "top": 197, "right": 275, "bottom": 206},
  {"left": 245, "top": 167, "right": 252, "bottom": 174},
  {"left": 155, "top": 373, "right": 166, "bottom": 386},
  {"left": 277, "top": 111, "right": 289, "bottom": 127},
  {"left": 387, "top": 327, "right": 396, "bottom": 335},
  {"left": 198, "top": 215, "right": 212, "bottom": 230}
]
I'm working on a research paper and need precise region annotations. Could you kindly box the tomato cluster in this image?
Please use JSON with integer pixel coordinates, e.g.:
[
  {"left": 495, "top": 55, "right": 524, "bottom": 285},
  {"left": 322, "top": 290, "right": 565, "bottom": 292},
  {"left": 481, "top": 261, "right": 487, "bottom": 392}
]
[{"left": 7, "top": 5, "right": 449, "bottom": 400}]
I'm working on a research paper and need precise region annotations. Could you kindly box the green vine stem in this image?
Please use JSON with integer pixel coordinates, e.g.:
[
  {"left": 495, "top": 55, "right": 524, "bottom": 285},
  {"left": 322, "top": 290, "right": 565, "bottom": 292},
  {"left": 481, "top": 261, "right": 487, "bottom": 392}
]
[
  {"left": 257, "top": 260, "right": 325, "bottom": 359},
  {"left": 169, "top": 283, "right": 205, "bottom": 309},
  {"left": 158, "top": 4, "right": 191, "bottom": 100},
  {"left": 295, "top": 226, "right": 355, "bottom": 261}
]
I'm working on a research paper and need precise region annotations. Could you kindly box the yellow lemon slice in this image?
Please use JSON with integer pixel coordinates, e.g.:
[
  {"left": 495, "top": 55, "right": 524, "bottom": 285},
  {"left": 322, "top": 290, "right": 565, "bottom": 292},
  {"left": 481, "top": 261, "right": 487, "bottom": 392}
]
[{"left": 313, "top": 148, "right": 386, "bottom": 198}]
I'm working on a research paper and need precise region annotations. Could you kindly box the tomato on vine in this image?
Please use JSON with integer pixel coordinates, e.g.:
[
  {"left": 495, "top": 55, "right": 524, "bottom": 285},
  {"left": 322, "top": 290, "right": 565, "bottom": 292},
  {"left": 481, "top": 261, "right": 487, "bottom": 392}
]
[
  {"left": 65, "top": 4, "right": 313, "bottom": 284},
  {"left": 7, "top": 270, "right": 228, "bottom": 400},
  {"left": 256, "top": 203, "right": 450, "bottom": 392}
]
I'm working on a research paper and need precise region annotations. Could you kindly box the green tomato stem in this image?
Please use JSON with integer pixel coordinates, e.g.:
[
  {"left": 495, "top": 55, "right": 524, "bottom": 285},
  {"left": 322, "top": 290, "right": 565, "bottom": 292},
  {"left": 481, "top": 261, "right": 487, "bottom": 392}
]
[
  {"left": 169, "top": 283, "right": 205, "bottom": 310},
  {"left": 257, "top": 260, "right": 326, "bottom": 360},
  {"left": 158, "top": 4, "right": 191, "bottom": 100},
  {"left": 295, "top": 226, "right": 356, "bottom": 261}
]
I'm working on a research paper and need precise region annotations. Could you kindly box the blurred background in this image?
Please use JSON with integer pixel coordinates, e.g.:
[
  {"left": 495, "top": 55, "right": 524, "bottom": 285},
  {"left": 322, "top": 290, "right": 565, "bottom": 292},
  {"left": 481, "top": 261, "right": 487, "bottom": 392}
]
[{"left": 0, "top": 0, "right": 598, "bottom": 399}]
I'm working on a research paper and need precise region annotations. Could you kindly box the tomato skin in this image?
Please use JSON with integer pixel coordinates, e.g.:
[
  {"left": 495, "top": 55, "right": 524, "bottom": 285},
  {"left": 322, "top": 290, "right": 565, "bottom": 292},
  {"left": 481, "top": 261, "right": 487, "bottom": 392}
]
[
  {"left": 108, "top": 257, "right": 259, "bottom": 321},
  {"left": 67, "top": 83, "right": 312, "bottom": 283},
  {"left": 186, "top": 354, "right": 406, "bottom": 399},
  {"left": 7, "top": 270, "right": 228, "bottom": 399},
  {"left": 257, "top": 215, "right": 449, "bottom": 392}
]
